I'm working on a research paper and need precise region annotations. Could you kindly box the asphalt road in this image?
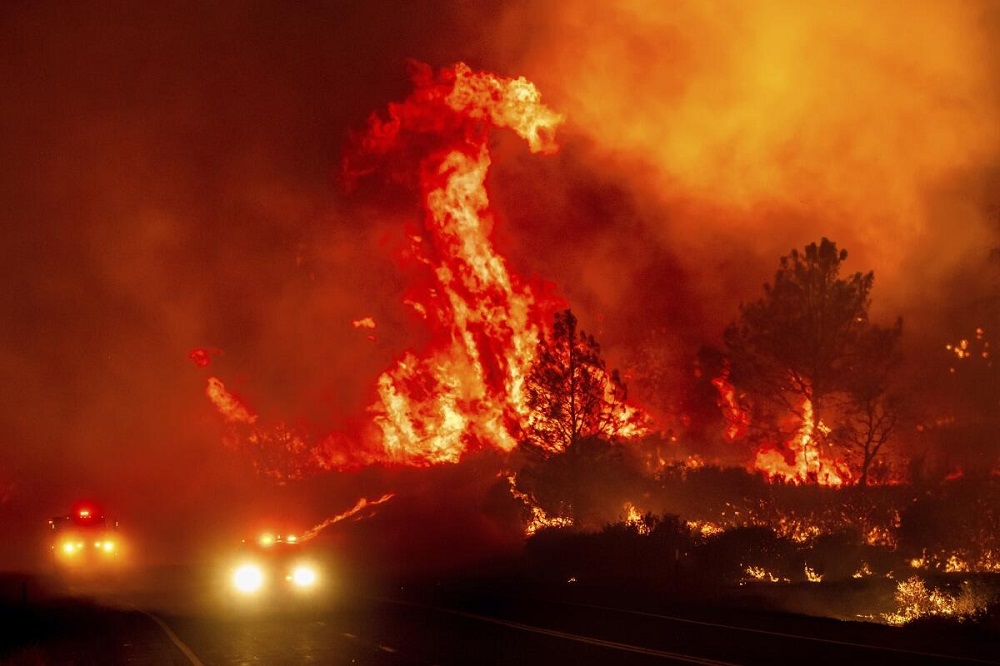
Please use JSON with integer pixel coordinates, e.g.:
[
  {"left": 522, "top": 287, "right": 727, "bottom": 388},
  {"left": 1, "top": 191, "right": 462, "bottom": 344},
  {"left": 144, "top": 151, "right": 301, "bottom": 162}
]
[{"left": 2, "top": 570, "right": 998, "bottom": 665}]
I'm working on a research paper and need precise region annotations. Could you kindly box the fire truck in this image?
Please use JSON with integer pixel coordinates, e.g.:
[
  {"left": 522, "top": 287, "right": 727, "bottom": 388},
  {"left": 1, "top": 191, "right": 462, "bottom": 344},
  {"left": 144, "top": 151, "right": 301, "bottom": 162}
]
[
  {"left": 227, "top": 531, "right": 327, "bottom": 610},
  {"left": 230, "top": 533, "right": 321, "bottom": 594},
  {"left": 47, "top": 504, "right": 121, "bottom": 569}
]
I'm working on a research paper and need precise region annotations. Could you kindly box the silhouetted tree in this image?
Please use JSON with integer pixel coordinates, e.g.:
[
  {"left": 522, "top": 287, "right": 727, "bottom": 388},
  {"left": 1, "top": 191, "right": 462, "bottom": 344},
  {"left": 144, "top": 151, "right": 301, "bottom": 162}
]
[
  {"left": 524, "top": 309, "right": 631, "bottom": 453},
  {"left": 839, "top": 362, "right": 900, "bottom": 486},
  {"left": 516, "top": 435, "right": 646, "bottom": 529},
  {"left": 724, "top": 238, "right": 902, "bottom": 484}
]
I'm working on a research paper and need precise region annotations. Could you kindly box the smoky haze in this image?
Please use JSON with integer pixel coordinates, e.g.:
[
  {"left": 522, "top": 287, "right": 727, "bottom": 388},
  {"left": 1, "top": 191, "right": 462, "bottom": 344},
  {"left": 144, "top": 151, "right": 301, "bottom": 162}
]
[
  {"left": 1, "top": 1, "right": 999, "bottom": 570},
  {"left": 489, "top": 0, "right": 1000, "bottom": 346}
]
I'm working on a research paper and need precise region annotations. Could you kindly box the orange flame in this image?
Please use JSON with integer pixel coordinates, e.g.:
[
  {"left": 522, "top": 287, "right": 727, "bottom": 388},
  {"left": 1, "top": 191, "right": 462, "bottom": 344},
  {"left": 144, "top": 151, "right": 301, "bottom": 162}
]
[
  {"left": 507, "top": 474, "right": 573, "bottom": 537},
  {"left": 711, "top": 362, "right": 749, "bottom": 442},
  {"left": 752, "top": 397, "right": 849, "bottom": 486},
  {"left": 196, "top": 64, "right": 573, "bottom": 475},
  {"left": 360, "top": 63, "right": 565, "bottom": 465},
  {"left": 298, "top": 493, "right": 395, "bottom": 543},
  {"left": 352, "top": 316, "right": 377, "bottom": 342},
  {"left": 205, "top": 377, "right": 257, "bottom": 426}
]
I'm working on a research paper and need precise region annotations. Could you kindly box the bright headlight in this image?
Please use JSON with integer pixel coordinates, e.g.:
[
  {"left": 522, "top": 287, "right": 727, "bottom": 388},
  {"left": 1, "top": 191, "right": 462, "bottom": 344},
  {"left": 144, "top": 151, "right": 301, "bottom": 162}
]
[
  {"left": 290, "top": 565, "right": 317, "bottom": 587},
  {"left": 101, "top": 540, "right": 115, "bottom": 553},
  {"left": 233, "top": 564, "right": 264, "bottom": 593},
  {"left": 61, "top": 541, "right": 77, "bottom": 555}
]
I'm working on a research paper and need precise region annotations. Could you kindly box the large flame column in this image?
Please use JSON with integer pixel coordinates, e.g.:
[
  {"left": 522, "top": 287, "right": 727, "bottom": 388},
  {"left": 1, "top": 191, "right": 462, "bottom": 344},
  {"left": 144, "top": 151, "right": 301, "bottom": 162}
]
[{"left": 355, "top": 63, "right": 564, "bottom": 465}]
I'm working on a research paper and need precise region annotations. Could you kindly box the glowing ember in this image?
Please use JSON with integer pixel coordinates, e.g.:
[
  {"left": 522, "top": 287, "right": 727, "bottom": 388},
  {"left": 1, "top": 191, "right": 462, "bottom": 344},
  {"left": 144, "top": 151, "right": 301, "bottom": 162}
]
[
  {"left": 188, "top": 347, "right": 218, "bottom": 369},
  {"left": 909, "top": 549, "right": 1000, "bottom": 574},
  {"left": 774, "top": 515, "right": 823, "bottom": 545},
  {"left": 205, "top": 378, "right": 257, "bottom": 427},
  {"left": 945, "top": 326, "right": 990, "bottom": 371},
  {"left": 852, "top": 562, "right": 874, "bottom": 579},
  {"left": 687, "top": 520, "right": 725, "bottom": 538}
]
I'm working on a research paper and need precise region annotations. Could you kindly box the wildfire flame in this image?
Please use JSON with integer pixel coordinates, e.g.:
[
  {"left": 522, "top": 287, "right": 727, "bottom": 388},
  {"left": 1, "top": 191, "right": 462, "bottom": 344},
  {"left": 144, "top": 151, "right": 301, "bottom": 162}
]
[
  {"left": 205, "top": 377, "right": 257, "bottom": 427},
  {"left": 623, "top": 502, "right": 652, "bottom": 535},
  {"left": 752, "top": 397, "right": 849, "bottom": 486},
  {"left": 356, "top": 62, "right": 565, "bottom": 465},
  {"left": 712, "top": 363, "right": 749, "bottom": 442},
  {"left": 713, "top": 364, "right": 850, "bottom": 486},
  {"left": 297, "top": 493, "right": 395, "bottom": 543},
  {"left": 506, "top": 474, "right": 573, "bottom": 536},
  {"left": 352, "top": 316, "right": 377, "bottom": 342},
  {"left": 194, "top": 63, "right": 569, "bottom": 475}
]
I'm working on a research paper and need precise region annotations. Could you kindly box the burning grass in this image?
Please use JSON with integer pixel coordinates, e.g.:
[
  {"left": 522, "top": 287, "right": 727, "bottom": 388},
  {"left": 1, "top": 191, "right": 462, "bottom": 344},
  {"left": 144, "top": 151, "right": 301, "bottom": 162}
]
[
  {"left": 510, "top": 448, "right": 1000, "bottom": 627},
  {"left": 881, "top": 575, "right": 995, "bottom": 626}
]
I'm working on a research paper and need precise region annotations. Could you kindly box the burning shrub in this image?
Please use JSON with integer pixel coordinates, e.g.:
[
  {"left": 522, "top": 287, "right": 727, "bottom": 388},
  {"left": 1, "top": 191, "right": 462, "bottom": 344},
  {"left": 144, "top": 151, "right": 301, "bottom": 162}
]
[
  {"left": 515, "top": 435, "right": 650, "bottom": 531},
  {"left": 898, "top": 477, "right": 1000, "bottom": 573},
  {"left": 692, "top": 525, "right": 802, "bottom": 585},
  {"left": 523, "top": 513, "right": 692, "bottom": 588},
  {"left": 882, "top": 575, "right": 995, "bottom": 626}
]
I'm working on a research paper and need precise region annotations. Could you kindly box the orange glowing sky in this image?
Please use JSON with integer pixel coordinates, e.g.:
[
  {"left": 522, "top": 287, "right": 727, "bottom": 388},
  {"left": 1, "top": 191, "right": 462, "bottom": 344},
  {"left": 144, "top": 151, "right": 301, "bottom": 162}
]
[{"left": 0, "top": 0, "right": 998, "bottom": 567}]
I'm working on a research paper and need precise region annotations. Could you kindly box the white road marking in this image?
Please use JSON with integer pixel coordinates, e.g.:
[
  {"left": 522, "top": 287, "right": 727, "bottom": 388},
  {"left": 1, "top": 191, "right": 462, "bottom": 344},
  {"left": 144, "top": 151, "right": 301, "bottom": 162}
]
[
  {"left": 380, "top": 598, "right": 737, "bottom": 665},
  {"left": 143, "top": 612, "right": 205, "bottom": 666},
  {"left": 561, "top": 600, "right": 999, "bottom": 664}
]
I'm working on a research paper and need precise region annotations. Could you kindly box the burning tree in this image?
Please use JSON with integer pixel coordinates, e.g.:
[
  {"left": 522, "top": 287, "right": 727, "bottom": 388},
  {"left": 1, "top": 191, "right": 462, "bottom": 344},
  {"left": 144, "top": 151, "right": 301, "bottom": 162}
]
[
  {"left": 724, "top": 238, "right": 902, "bottom": 485},
  {"left": 523, "top": 309, "right": 632, "bottom": 454},
  {"left": 355, "top": 62, "right": 565, "bottom": 466},
  {"left": 511, "top": 310, "right": 648, "bottom": 529},
  {"left": 515, "top": 435, "right": 645, "bottom": 530}
]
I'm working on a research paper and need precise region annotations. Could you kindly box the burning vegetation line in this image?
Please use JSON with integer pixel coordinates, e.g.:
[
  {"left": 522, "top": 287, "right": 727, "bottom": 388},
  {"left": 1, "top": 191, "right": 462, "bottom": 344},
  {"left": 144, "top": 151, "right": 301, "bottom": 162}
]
[
  {"left": 506, "top": 473, "right": 572, "bottom": 536},
  {"left": 297, "top": 493, "right": 395, "bottom": 543},
  {"left": 881, "top": 575, "right": 995, "bottom": 626}
]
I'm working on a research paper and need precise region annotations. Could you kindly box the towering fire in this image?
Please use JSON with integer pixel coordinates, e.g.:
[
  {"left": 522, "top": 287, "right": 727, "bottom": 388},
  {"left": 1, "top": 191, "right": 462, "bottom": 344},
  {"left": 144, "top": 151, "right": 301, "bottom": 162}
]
[
  {"left": 196, "top": 63, "right": 568, "bottom": 474},
  {"left": 356, "top": 62, "right": 564, "bottom": 465}
]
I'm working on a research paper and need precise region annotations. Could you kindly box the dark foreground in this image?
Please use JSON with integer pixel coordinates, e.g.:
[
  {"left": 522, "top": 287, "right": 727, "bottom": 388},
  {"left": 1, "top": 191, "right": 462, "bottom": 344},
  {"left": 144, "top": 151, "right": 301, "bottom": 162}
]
[{"left": 1, "top": 570, "right": 998, "bottom": 666}]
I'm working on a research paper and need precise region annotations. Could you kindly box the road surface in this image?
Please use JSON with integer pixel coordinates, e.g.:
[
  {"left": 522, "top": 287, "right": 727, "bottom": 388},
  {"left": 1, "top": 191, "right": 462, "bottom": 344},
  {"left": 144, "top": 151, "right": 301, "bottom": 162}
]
[{"left": 1, "top": 570, "right": 997, "bottom": 665}]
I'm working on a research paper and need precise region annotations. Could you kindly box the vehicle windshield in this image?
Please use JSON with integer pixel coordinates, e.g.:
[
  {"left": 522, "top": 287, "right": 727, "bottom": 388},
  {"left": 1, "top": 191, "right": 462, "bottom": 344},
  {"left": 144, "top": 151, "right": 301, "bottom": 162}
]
[{"left": 49, "top": 513, "right": 114, "bottom": 532}]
